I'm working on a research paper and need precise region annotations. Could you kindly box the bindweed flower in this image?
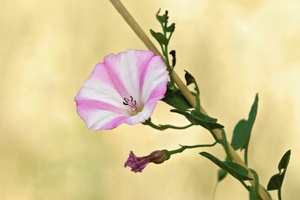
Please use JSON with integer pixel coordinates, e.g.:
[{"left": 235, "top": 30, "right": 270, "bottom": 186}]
[
  {"left": 124, "top": 150, "right": 170, "bottom": 173},
  {"left": 75, "top": 49, "right": 168, "bottom": 130}
]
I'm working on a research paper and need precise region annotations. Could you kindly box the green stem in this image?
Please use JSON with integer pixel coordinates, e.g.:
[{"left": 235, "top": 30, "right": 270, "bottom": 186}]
[
  {"left": 220, "top": 129, "right": 232, "bottom": 162},
  {"left": 168, "top": 31, "right": 174, "bottom": 41},
  {"left": 278, "top": 187, "right": 282, "bottom": 200},
  {"left": 157, "top": 34, "right": 175, "bottom": 89},
  {"left": 169, "top": 141, "right": 218, "bottom": 155},
  {"left": 163, "top": 45, "right": 171, "bottom": 69},
  {"left": 143, "top": 118, "right": 193, "bottom": 130},
  {"left": 159, "top": 43, "right": 164, "bottom": 58},
  {"left": 244, "top": 145, "right": 248, "bottom": 166},
  {"left": 158, "top": 19, "right": 176, "bottom": 88},
  {"left": 163, "top": 44, "right": 176, "bottom": 88}
]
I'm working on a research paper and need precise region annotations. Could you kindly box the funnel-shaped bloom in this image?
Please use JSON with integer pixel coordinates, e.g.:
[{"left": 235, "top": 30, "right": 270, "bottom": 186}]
[{"left": 75, "top": 49, "right": 168, "bottom": 130}]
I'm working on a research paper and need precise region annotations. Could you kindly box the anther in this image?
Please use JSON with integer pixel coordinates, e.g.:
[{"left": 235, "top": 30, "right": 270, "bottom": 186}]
[{"left": 123, "top": 96, "right": 137, "bottom": 112}]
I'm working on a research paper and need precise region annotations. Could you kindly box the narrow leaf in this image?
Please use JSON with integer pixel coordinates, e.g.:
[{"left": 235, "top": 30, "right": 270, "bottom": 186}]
[
  {"left": 225, "top": 161, "right": 249, "bottom": 177},
  {"left": 170, "top": 109, "right": 198, "bottom": 124},
  {"left": 231, "top": 119, "right": 248, "bottom": 150},
  {"left": 184, "top": 70, "right": 195, "bottom": 86},
  {"left": 200, "top": 152, "right": 252, "bottom": 181},
  {"left": 249, "top": 169, "right": 260, "bottom": 198},
  {"left": 190, "top": 110, "right": 217, "bottom": 123},
  {"left": 243, "top": 93, "right": 259, "bottom": 149},
  {"left": 231, "top": 94, "right": 259, "bottom": 150},
  {"left": 267, "top": 174, "right": 283, "bottom": 190},
  {"left": 156, "top": 9, "right": 168, "bottom": 23},
  {"left": 221, "top": 129, "right": 232, "bottom": 162},
  {"left": 162, "top": 88, "right": 192, "bottom": 110},
  {"left": 267, "top": 149, "right": 291, "bottom": 192},
  {"left": 191, "top": 110, "right": 224, "bottom": 130},
  {"left": 171, "top": 109, "right": 224, "bottom": 130},
  {"left": 149, "top": 30, "right": 169, "bottom": 45},
  {"left": 166, "top": 23, "right": 175, "bottom": 32},
  {"left": 278, "top": 149, "right": 291, "bottom": 172}
]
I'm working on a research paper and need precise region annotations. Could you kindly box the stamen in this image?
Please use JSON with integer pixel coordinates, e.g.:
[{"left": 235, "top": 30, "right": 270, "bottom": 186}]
[{"left": 123, "top": 96, "right": 137, "bottom": 112}]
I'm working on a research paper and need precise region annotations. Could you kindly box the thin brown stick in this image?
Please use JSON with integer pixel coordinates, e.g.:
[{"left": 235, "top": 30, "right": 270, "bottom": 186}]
[{"left": 109, "top": 0, "right": 271, "bottom": 199}]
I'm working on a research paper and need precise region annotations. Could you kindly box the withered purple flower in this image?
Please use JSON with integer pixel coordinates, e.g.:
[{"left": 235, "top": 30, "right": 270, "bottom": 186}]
[{"left": 124, "top": 150, "right": 169, "bottom": 173}]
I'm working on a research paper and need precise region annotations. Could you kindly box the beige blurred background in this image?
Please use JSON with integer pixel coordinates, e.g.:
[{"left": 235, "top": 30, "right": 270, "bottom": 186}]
[{"left": 1, "top": 0, "right": 299, "bottom": 199}]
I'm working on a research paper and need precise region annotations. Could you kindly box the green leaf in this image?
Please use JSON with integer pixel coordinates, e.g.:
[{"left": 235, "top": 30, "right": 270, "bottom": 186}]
[
  {"left": 278, "top": 149, "right": 291, "bottom": 172},
  {"left": 156, "top": 15, "right": 167, "bottom": 23},
  {"left": 161, "top": 88, "right": 192, "bottom": 110},
  {"left": 225, "top": 161, "right": 249, "bottom": 177},
  {"left": 166, "top": 23, "right": 175, "bottom": 32},
  {"left": 231, "top": 119, "right": 248, "bottom": 150},
  {"left": 200, "top": 152, "right": 252, "bottom": 181},
  {"left": 184, "top": 70, "right": 201, "bottom": 110},
  {"left": 190, "top": 110, "right": 217, "bottom": 123},
  {"left": 231, "top": 94, "right": 259, "bottom": 150},
  {"left": 170, "top": 109, "right": 224, "bottom": 130},
  {"left": 190, "top": 110, "right": 224, "bottom": 130},
  {"left": 150, "top": 29, "right": 169, "bottom": 45},
  {"left": 170, "top": 109, "right": 198, "bottom": 124},
  {"left": 217, "top": 168, "right": 228, "bottom": 182},
  {"left": 155, "top": 9, "right": 168, "bottom": 24},
  {"left": 267, "top": 149, "right": 291, "bottom": 191},
  {"left": 221, "top": 129, "right": 232, "bottom": 161},
  {"left": 184, "top": 70, "right": 195, "bottom": 86},
  {"left": 217, "top": 156, "right": 231, "bottom": 182},
  {"left": 267, "top": 173, "right": 283, "bottom": 190}
]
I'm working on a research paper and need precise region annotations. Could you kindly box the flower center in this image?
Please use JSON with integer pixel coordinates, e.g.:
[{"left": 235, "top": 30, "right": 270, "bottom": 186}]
[{"left": 123, "top": 96, "right": 137, "bottom": 112}]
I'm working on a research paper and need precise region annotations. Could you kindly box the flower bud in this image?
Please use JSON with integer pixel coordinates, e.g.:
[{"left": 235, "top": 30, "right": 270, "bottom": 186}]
[{"left": 149, "top": 150, "right": 170, "bottom": 164}]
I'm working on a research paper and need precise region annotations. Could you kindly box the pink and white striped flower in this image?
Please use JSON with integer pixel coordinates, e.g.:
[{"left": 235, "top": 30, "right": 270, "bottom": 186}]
[{"left": 75, "top": 49, "right": 168, "bottom": 130}]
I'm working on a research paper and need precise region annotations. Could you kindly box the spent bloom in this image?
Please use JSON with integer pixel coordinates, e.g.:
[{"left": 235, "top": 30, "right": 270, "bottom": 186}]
[
  {"left": 75, "top": 49, "right": 168, "bottom": 130},
  {"left": 124, "top": 150, "right": 170, "bottom": 173}
]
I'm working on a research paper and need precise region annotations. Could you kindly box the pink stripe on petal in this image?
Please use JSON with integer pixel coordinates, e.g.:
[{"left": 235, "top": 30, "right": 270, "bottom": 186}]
[
  {"left": 140, "top": 56, "right": 168, "bottom": 103},
  {"left": 75, "top": 98, "right": 139, "bottom": 130},
  {"left": 88, "top": 112, "right": 127, "bottom": 130},
  {"left": 122, "top": 50, "right": 155, "bottom": 98},
  {"left": 75, "top": 99, "right": 125, "bottom": 113},
  {"left": 76, "top": 104, "right": 129, "bottom": 130},
  {"left": 77, "top": 63, "right": 124, "bottom": 107},
  {"left": 94, "top": 62, "right": 127, "bottom": 98},
  {"left": 104, "top": 50, "right": 157, "bottom": 103},
  {"left": 146, "top": 82, "right": 168, "bottom": 102},
  {"left": 137, "top": 58, "right": 152, "bottom": 99},
  {"left": 100, "top": 116, "right": 129, "bottom": 130},
  {"left": 103, "top": 53, "right": 131, "bottom": 97}
]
